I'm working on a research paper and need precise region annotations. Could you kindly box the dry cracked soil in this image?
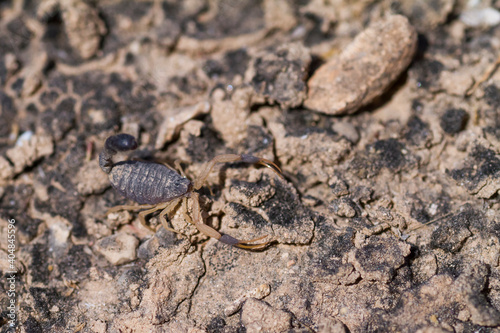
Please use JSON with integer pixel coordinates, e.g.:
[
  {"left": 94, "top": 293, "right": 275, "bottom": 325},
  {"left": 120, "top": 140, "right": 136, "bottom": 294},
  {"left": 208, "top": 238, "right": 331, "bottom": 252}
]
[{"left": 1, "top": 1, "right": 500, "bottom": 332}]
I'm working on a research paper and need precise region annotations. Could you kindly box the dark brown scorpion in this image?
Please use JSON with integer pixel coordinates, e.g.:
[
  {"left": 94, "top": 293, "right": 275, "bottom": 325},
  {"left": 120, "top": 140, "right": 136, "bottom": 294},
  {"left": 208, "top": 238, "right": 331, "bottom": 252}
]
[{"left": 99, "top": 133, "right": 283, "bottom": 249}]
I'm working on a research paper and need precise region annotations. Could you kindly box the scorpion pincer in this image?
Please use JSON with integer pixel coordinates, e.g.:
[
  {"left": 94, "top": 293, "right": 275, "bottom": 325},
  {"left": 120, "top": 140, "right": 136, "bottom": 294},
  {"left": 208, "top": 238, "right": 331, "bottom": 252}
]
[{"left": 99, "top": 133, "right": 283, "bottom": 249}]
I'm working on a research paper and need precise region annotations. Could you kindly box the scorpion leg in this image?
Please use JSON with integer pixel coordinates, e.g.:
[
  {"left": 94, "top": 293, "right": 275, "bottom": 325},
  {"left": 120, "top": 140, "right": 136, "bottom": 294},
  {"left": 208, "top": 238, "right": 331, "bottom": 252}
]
[
  {"left": 106, "top": 204, "right": 156, "bottom": 230},
  {"left": 138, "top": 204, "right": 169, "bottom": 232},
  {"left": 174, "top": 159, "right": 187, "bottom": 178},
  {"left": 107, "top": 204, "right": 155, "bottom": 214},
  {"left": 190, "top": 192, "right": 269, "bottom": 250},
  {"left": 158, "top": 198, "right": 183, "bottom": 234},
  {"left": 106, "top": 203, "right": 162, "bottom": 232},
  {"left": 193, "top": 154, "right": 283, "bottom": 190},
  {"left": 181, "top": 197, "right": 194, "bottom": 225}
]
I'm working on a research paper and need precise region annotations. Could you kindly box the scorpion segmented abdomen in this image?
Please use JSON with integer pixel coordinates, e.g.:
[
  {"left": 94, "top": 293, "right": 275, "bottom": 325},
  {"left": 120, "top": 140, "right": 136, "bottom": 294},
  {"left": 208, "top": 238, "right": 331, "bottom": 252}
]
[{"left": 109, "top": 161, "right": 191, "bottom": 205}]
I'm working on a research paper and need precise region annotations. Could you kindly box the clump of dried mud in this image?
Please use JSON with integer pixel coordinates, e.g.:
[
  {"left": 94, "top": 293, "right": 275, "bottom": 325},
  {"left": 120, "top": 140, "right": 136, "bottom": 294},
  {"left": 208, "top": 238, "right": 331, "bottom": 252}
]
[{"left": 1, "top": 1, "right": 500, "bottom": 332}]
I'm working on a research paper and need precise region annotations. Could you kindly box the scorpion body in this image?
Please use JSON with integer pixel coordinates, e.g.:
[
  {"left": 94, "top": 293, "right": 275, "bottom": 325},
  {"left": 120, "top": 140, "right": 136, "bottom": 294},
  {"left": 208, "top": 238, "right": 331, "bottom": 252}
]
[
  {"left": 108, "top": 161, "right": 191, "bottom": 205},
  {"left": 99, "top": 133, "right": 282, "bottom": 249}
]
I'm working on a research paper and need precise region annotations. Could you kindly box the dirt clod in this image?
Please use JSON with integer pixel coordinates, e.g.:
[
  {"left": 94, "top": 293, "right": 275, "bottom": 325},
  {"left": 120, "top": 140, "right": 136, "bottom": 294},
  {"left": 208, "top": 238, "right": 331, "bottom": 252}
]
[
  {"left": 241, "top": 298, "right": 292, "bottom": 333},
  {"left": 348, "top": 235, "right": 412, "bottom": 283},
  {"left": 246, "top": 42, "right": 311, "bottom": 109},
  {"left": 5, "top": 133, "right": 53, "bottom": 175},
  {"left": 440, "top": 108, "right": 469, "bottom": 135}
]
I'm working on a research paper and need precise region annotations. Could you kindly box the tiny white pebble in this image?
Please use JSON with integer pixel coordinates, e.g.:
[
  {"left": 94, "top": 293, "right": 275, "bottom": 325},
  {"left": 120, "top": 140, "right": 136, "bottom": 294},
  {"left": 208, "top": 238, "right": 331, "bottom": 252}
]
[
  {"left": 429, "top": 203, "right": 438, "bottom": 216},
  {"left": 16, "top": 131, "right": 33, "bottom": 146},
  {"left": 460, "top": 7, "right": 500, "bottom": 27}
]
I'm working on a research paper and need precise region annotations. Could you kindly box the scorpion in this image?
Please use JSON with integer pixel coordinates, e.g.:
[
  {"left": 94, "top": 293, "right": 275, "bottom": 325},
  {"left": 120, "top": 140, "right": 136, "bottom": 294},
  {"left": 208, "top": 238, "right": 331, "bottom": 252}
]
[{"left": 99, "top": 133, "right": 283, "bottom": 249}]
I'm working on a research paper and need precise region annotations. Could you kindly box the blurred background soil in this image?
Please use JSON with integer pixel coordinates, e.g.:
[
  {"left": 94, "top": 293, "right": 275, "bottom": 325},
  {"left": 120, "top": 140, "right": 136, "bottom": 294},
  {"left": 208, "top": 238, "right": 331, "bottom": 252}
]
[{"left": 1, "top": 0, "right": 500, "bottom": 332}]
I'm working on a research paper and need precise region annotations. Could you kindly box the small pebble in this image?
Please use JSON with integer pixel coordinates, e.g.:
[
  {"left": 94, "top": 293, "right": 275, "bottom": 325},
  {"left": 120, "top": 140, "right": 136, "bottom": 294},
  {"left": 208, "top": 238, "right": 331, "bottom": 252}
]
[
  {"left": 15, "top": 130, "right": 33, "bottom": 146},
  {"left": 331, "top": 198, "right": 356, "bottom": 218},
  {"left": 305, "top": 15, "right": 417, "bottom": 115},
  {"left": 224, "top": 284, "right": 271, "bottom": 316},
  {"left": 440, "top": 108, "right": 468, "bottom": 135},
  {"left": 460, "top": 7, "right": 500, "bottom": 27},
  {"left": 332, "top": 121, "right": 359, "bottom": 144},
  {"left": 95, "top": 233, "right": 139, "bottom": 265}
]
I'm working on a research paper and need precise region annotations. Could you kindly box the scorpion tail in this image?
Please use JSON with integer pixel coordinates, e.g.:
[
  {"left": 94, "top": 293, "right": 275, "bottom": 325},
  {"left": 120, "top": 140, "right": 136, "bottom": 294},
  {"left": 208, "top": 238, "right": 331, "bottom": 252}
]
[
  {"left": 99, "top": 134, "right": 138, "bottom": 174},
  {"left": 241, "top": 154, "right": 284, "bottom": 179},
  {"left": 219, "top": 234, "right": 270, "bottom": 250}
]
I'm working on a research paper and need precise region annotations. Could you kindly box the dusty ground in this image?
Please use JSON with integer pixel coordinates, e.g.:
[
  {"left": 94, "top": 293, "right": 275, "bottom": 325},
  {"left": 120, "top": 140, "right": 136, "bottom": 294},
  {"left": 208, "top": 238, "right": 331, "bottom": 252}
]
[{"left": 1, "top": 0, "right": 500, "bottom": 332}]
